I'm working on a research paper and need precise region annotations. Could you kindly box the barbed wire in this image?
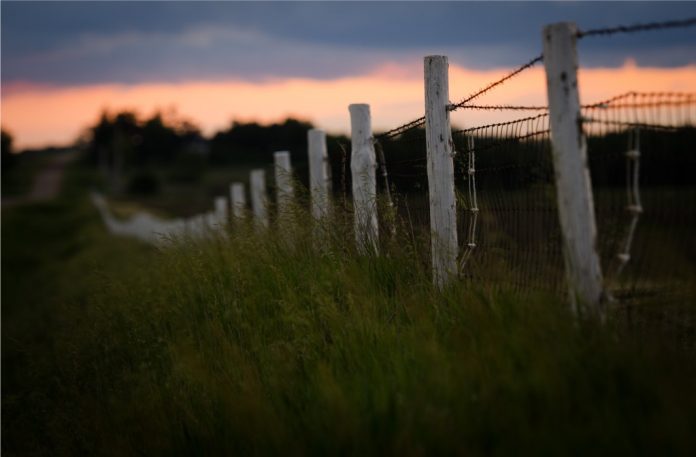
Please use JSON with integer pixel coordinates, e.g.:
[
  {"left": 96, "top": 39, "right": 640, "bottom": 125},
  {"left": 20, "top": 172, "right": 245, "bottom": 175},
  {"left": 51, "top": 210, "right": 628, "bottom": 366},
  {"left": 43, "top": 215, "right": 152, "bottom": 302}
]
[
  {"left": 376, "top": 116, "right": 425, "bottom": 140},
  {"left": 442, "top": 92, "right": 694, "bottom": 115},
  {"left": 581, "top": 117, "right": 686, "bottom": 131},
  {"left": 374, "top": 17, "right": 695, "bottom": 141},
  {"left": 452, "top": 113, "right": 549, "bottom": 135},
  {"left": 454, "top": 104, "right": 548, "bottom": 111},
  {"left": 449, "top": 55, "right": 544, "bottom": 111},
  {"left": 453, "top": 129, "right": 550, "bottom": 156},
  {"left": 578, "top": 17, "right": 696, "bottom": 38},
  {"left": 582, "top": 92, "right": 695, "bottom": 109},
  {"left": 377, "top": 54, "right": 543, "bottom": 139}
]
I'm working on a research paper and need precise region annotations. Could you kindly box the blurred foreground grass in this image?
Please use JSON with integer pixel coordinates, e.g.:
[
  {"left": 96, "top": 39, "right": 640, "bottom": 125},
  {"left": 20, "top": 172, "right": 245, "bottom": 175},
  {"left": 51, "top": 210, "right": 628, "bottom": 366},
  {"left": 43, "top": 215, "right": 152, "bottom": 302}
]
[{"left": 2, "top": 164, "right": 696, "bottom": 456}]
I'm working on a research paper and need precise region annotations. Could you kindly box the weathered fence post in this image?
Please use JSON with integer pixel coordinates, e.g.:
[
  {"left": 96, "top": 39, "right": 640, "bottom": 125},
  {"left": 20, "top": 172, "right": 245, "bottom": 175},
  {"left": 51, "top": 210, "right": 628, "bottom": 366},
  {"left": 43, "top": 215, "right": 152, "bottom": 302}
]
[
  {"left": 424, "top": 55, "right": 458, "bottom": 288},
  {"left": 543, "top": 22, "right": 604, "bottom": 316},
  {"left": 214, "top": 196, "right": 229, "bottom": 228},
  {"left": 250, "top": 169, "right": 269, "bottom": 229},
  {"left": 274, "top": 151, "right": 294, "bottom": 224},
  {"left": 230, "top": 182, "right": 246, "bottom": 220},
  {"left": 308, "top": 129, "right": 331, "bottom": 221},
  {"left": 349, "top": 104, "right": 379, "bottom": 254}
]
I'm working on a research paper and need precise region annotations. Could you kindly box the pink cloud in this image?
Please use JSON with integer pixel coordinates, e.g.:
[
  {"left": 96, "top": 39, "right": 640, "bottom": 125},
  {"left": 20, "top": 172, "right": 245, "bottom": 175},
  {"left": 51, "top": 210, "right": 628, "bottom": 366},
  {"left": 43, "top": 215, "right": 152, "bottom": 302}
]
[{"left": 2, "top": 61, "right": 695, "bottom": 150}]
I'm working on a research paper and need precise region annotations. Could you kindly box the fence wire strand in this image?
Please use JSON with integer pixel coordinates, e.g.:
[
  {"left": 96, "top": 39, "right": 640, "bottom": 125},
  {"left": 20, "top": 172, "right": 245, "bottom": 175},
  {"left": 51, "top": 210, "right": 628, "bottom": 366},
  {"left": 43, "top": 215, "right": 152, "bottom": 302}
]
[
  {"left": 449, "top": 55, "right": 544, "bottom": 111},
  {"left": 578, "top": 17, "right": 696, "bottom": 38}
]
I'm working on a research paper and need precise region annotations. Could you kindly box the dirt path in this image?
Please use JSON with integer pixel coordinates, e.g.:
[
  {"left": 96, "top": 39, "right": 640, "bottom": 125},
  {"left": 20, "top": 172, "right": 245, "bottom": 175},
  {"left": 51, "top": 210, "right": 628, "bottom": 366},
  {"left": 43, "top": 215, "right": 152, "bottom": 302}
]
[{"left": 2, "top": 150, "right": 77, "bottom": 208}]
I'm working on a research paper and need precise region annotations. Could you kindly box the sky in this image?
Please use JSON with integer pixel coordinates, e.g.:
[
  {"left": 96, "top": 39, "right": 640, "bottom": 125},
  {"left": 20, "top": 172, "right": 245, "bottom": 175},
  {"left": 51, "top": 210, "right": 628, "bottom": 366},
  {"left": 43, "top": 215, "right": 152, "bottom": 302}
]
[{"left": 2, "top": 1, "right": 696, "bottom": 149}]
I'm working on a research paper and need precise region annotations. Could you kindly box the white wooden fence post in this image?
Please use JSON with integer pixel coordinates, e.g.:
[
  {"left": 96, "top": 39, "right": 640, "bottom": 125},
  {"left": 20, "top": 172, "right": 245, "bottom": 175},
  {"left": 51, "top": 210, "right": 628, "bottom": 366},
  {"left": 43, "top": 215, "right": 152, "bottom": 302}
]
[
  {"left": 214, "top": 196, "right": 229, "bottom": 228},
  {"left": 205, "top": 212, "right": 218, "bottom": 231},
  {"left": 308, "top": 129, "right": 331, "bottom": 221},
  {"left": 349, "top": 104, "right": 379, "bottom": 254},
  {"left": 543, "top": 22, "right": 604, "bottom": 316},
  {"left": 250, "top": 169, "right": 269, "bottom": 229},
  {"left": 230, "top": 182, "right": 247, "bottom": 220},
  {"left": 424, "top": 55, "right": 458, "bottom": 289},
  {"left": 274, "top": 151, "right": 294, "bottom": 223}
]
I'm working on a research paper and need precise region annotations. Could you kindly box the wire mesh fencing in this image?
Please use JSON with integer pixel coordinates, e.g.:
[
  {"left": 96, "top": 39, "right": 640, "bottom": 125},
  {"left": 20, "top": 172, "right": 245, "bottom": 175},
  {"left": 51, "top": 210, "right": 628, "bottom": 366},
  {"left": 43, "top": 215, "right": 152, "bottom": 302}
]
[
  {"left": 373, "top": 91, "right": 696, "bottom": 307},
  {"left": 579, "top": 93, "right": 696, "bottom": 346},
  {"left": 265, "top": 18, "right": 696, "bottom": 345},
  {"left": 451, "top": 113, "right": 564, "bottom": 295}
]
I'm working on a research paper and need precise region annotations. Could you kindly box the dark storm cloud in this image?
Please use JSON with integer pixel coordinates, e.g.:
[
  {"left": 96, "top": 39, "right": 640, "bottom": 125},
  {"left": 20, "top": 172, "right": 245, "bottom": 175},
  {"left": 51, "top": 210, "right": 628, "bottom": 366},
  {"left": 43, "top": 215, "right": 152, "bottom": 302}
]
[{"left": 2, "top": 1, "right": 695, "bottom": 86}]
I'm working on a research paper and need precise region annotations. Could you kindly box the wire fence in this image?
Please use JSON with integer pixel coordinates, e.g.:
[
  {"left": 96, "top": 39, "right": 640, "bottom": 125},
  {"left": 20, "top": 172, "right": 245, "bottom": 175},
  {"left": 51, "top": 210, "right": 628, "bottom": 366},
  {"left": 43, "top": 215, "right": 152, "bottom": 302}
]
[
  {"left": 453, "top": 114, "right": 560, "bottom": 293},
  {"left": 291, "top": 18, "right": 696, "bottom": 345},
  {"left": 103, "top": 17, "right": 695, "bottom": 346},
  {"left": 377, "top": 93, "right": 695, "bottom": 292},
  {"left": 581, "top": 93, "right": 695, "bottom": 290}
]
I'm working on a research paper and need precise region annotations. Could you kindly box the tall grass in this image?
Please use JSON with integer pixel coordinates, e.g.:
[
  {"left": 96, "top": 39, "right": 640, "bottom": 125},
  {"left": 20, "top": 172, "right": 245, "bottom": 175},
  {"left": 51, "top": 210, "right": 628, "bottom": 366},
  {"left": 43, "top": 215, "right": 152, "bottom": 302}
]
[{"left": 3, "top": 167, "right": 696, "bottom": 456}]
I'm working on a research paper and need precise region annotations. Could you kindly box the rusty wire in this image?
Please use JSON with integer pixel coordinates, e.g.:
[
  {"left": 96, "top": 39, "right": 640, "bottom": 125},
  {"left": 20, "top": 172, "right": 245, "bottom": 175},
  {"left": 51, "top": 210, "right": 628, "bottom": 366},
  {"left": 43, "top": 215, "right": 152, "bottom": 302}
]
[{"left": 578, "top": 17, "right": 696, "bottom": 38}]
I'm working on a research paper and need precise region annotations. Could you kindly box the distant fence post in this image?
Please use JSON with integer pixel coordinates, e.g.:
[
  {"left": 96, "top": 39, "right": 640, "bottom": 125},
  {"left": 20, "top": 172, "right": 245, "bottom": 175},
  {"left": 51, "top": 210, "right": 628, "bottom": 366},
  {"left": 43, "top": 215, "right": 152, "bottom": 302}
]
[
  {"left": 274, "top": 151, "right": 294, "bottom": 223},
  {"left": 214, "top": 196, "right": 229, "bottom": 228},
  {"left": 543, "top": 22, "right": 604, "bottom": 316},
  {"left": 424, "top": 55, "right": 458, "bottom": 289},
  {"left": 250, "top": 169, "right": 269, "bottom": 229},
  {"left": 230, "top": 183, "right": 247, "bottom": 220},
  {"left": 349, "top": 103, "right": 379, "bottom": 254},
  {"left": 308, "top": 129, "right": 331, "bottom": 222}
]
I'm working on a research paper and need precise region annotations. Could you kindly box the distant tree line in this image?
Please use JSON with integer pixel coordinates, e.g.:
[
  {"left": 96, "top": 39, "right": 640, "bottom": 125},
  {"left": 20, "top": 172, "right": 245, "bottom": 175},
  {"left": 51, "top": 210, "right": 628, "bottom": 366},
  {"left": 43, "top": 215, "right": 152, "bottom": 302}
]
[
  {"left": 84, "top": 110, "right": 695, "bottom": 197},
  {"left": 84, "top": 110, "right": 350, "bottom": 195},
  {"left": 2, "top": 129, "right": 15, "bottom": 173}
]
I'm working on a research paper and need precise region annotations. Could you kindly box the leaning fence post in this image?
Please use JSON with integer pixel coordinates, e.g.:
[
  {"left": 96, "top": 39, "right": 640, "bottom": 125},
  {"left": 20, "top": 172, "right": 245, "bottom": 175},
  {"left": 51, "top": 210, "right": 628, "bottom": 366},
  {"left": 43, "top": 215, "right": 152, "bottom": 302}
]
[
  {"left": 424, "top": 55, "right": 458, "bottom": 288},
  {"left": 274, "top": 151, "right": 294, "bottom": 224},
  {"left": 250, "top": 169, "right": 269, "bottom": 229},
  {"left": 230, "top": 182, "right": 247, "bottom": 220},
  {"left": 308, "top": 129, "right": 331, "bottom": 222},
  {"left": 349, "top": 104, "right": 379, "bottom": 254},
  {"left": 543, "top": 22, "right": 604, "bottom": 316}
]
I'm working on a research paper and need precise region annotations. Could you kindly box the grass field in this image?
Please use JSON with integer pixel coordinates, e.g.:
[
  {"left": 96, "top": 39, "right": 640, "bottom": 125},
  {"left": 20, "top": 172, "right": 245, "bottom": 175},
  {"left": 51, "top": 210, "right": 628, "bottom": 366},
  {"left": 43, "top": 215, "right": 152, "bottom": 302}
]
[{"left": 3, "top": 162, "right": 696, "bottom": 456}]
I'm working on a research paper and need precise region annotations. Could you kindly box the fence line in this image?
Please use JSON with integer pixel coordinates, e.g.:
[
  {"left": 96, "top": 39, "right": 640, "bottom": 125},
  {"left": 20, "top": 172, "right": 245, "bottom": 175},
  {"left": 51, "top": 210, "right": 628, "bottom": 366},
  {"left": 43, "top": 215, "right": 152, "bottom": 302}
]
[{"left": 94, "top": 18, "right": 696, "bottom": 333}]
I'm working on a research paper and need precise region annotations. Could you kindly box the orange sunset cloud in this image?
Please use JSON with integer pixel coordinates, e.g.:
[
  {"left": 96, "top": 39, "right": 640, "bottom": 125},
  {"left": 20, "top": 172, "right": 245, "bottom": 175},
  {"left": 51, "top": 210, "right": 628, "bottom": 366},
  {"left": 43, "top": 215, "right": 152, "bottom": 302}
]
[{"left": 2, "top": 60, "right": 695, "bottom": 150}]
